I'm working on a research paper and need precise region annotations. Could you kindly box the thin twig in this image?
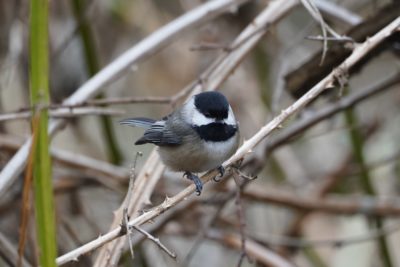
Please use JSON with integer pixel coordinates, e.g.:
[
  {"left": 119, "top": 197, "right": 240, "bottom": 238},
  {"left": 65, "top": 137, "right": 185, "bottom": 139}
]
[
  {"left": 94, "top": 1, "right": 299, "bottom": 265},
  {"left": 233, "top": 174, "right": 248, "bottom": 267},
  {"left": 123, "top": 154, "right": 177, "bottom": 261},
  {"left": 306, "top": 35, "right": 354, "bottom": 42},
  {"left": 122, "top": 152, "right": 142, "bottom": 260},
  {"left": 55, "top": 16, "right": 400, "bottom": 266},
  {"left": 300, "top": 0, "right": 343, "bottom": 64},
  {"left": 131, "top": 225, "right": 177, "bottom": 259},
  {"left": 207, "top": 231, "right": 297, "bottom": 267},
  {"left": 17, "top": 114, "right": 39, "bottom": 267},
  {"left": 190, "top": 42, "right": 229, "bottom": 51},
  {"left": 0, "top": 107, "right": 124, "bottom": 122},
  {"left": 0, "top": 0, "right": 252, "bottom": 198}
]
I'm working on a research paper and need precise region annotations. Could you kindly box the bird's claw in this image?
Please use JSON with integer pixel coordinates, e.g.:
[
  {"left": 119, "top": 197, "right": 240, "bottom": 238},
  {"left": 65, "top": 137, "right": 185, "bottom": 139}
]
[
  {"left": 213, "top": 166, "right": 225, "bottom": 182},
  {"left": 184, "top": 172, "right": 203, "bottom": 195}
]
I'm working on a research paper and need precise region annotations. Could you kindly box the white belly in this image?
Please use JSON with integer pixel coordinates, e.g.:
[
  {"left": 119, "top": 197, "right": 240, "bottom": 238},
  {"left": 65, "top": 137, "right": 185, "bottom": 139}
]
[{"left": 158, "top": 135, "right": 239, "bottom": 173}]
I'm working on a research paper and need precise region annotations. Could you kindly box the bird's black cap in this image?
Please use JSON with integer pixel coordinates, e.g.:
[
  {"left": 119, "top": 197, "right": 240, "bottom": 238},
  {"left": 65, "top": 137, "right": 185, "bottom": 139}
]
[{"left": 194, "top": 91, "right": 229, "bottom": 120}]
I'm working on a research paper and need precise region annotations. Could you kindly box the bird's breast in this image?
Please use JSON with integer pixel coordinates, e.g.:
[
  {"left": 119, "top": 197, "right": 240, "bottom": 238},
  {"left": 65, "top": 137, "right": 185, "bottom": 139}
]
[{"left": 158, "top": 131, "right": 239, "bottom": 173}]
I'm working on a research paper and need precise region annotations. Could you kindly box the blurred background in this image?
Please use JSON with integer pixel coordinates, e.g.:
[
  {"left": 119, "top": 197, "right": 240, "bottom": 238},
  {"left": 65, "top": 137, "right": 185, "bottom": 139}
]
[{"left": 0, "top": 0, "right": 400, "bottom": 266}]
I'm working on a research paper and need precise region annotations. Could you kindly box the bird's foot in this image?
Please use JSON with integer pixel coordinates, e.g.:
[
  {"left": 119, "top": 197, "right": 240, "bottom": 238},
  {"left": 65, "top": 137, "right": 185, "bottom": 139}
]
[
  {"left": 184, "top": 172, "right": 203, "bottom": 196},
  {"left": 213, "top": 166, "right": 225, "bottom": 182}
]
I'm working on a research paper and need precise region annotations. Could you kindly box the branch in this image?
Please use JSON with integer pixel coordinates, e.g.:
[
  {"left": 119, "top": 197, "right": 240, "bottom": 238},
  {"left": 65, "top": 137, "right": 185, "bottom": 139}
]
[
  {"left": 315, "top": 0, "right": 362, "bottom": 26},
  {"left": 0, "top": 134, "right": 129, "bottom": 182},
  {"left": 55, "top": 16, "right": 400, "bottom": 266},
  {"left": 93, "top": 1, "right": 300, "bottom": 265},
  {"left": 250, "top": 223, "right": 400, "bottom": 249},
  {"left": 242, "top": 187, "right": 400, "bottom": 217},
  {"left": 0, "top": 0, "right": 251, "bottom": 198},
  {"left": 207, "top": 230, "right": 297, "bottom": 267},
  {"left": 131, "top": 225, "right": 177, "bottom": 259},
  {"left": 285, "top": 2, "right": 400, "bottom": 97},
  {"left": 264, "top": 71, "right": 400, "bottom": 153},
  {"left": 0, "top": 107, "right": 123, "bottom": 122}
]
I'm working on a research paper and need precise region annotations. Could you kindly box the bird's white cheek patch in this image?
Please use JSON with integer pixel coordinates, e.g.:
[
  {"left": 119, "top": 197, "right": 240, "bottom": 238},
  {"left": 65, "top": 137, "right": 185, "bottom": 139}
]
[
  {"left": 224, "top": 107, "right": 236, "bottom": 125},
  {"left": 192, "top": 108, "right": 214, "bottom": 126}
]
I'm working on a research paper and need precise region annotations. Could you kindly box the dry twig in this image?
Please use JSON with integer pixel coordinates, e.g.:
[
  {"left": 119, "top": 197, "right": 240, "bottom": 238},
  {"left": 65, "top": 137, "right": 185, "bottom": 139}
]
[
  {"left": 93, "top": 1, "right": 299, "bottom": 265},
  {"left": 233, "top": 174, "right": 248, "bottom": 267},
  {"left": 56, "top": 16, "right": 400, "bottom": 266},
  {"left": 0, "top": 0, "right": 252, "bottom": 198},
  {"left": 0, "top": 107, "right": 123, "bottom": 122},
  {"left": 207, "top": 230, "right": 296, "bottom": 267}
]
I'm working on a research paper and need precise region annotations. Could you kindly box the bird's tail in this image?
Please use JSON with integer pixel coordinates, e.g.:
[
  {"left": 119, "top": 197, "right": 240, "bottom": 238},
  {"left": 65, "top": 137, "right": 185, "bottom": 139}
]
[{"left": 119, "top": 117, "right": 156, "bottom": 129}]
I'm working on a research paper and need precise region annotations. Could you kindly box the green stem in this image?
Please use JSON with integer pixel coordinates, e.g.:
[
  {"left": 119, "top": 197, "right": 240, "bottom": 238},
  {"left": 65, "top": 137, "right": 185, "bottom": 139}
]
[
  {"left": 344, "top": 108, "right": 393, "bottom": 267},
  {"left": 29, "top": 0, "right": 57, "bottom": 265},
  {"left": 71, "top": 0, "right": 122, "bottom": 164}
]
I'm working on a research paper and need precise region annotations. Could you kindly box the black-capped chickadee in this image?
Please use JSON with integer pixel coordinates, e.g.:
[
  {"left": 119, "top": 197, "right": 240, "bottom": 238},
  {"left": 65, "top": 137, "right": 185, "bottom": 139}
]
[{"left": 120, "top": 91, "right": 240, "bottom": 195}]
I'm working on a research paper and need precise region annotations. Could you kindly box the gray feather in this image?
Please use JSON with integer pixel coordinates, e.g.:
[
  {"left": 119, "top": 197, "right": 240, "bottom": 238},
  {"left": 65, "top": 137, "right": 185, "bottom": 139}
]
[
  {"left": 135, "top": 121, "right": 181, "bottom": 146},
  {"left": 119, "top": 117, "right": 156, "bottom": 129}
]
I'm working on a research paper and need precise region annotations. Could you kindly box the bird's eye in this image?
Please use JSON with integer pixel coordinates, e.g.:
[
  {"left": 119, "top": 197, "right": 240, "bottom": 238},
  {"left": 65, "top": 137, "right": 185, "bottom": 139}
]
[{"left": 204, "top": 112, "right": 211, "bottom": 117}]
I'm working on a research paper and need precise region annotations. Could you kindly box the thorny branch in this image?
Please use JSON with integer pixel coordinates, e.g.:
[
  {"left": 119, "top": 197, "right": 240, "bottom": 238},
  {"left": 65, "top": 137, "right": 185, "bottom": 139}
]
[
  {"left": 93, "top": 1, "right": 299, "bottom": 265},
  {"left": 55, "top": 16, "right": 400, "bottom": 266}
]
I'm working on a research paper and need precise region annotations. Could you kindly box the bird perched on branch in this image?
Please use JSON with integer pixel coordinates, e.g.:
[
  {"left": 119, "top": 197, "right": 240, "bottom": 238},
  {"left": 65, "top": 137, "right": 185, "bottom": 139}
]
[{"left": 120, "top": 91, "right": 240, "bottom": 195}]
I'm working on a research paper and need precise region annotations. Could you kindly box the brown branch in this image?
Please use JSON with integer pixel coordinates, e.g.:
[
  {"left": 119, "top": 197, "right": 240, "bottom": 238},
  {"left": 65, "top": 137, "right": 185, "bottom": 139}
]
[
  {"left": 285, "top": 2, "right": 400, "bottom": 98},
  {"left": 212, "top": 219, "right": 400, "bottom": 250},
  {"left": 17, "top": 115, "right": 39, "bottom": 267},
  {"left": 206, "top": 230, "right": 297, "bottom": 267},
  {"left": 233, "top": 173, "right": 248, "bottom": 267},
  {"left": 0, "top": 134, "right": 129, "bottom": 183},
  {"left": 242, "top": 186, "right": 400, "bottom": 217}
]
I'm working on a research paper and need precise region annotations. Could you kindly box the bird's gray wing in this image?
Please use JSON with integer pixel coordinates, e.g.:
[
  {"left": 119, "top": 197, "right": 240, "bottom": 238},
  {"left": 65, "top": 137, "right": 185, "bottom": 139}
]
[
  {"left": 119, "top": 117, "right": 156, "bottom": 129},
  {"left": 135, "top": 120, "right": 182, "bottom": 146}
]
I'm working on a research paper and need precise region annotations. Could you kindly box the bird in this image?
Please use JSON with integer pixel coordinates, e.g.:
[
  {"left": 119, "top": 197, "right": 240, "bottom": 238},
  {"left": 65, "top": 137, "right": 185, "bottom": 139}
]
[{"left": 120, "top": 91, "right": 240, "bottom": 195}]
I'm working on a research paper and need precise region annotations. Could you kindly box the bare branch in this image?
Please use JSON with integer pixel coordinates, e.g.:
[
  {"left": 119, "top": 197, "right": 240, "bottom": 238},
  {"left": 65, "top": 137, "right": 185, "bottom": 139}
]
[
  {"left": 233, "top": 174, "right": 248, "bottom": 267},
  {"left": 0, "top": 0, "right": 252, "bottom": 198},
  {"left": 93, "top": 1, "right": 299, "bottom": 265},
  {"left": 315, "top": 0, "right": 362, "bottom": 26},
  {"left": 55, "top": 16, "right": 400, "bottom": 266},
  {"left": 207, "top": 231, "right": 297, "bottom": 267},
  {"left": 0, "top": 134, "right": 129, "bottom": 183},
  {"left": 251, "top": 223, "right": 400, "bottom": 248},
  {"left": 0, "top": 107, "right": 123, "bottom": 122},
  {"left": 242, "top": 186, "right": 400, "bottom": 217},
  {"left": 131, "top": 225, "right": 177, "bottom": 259}
]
